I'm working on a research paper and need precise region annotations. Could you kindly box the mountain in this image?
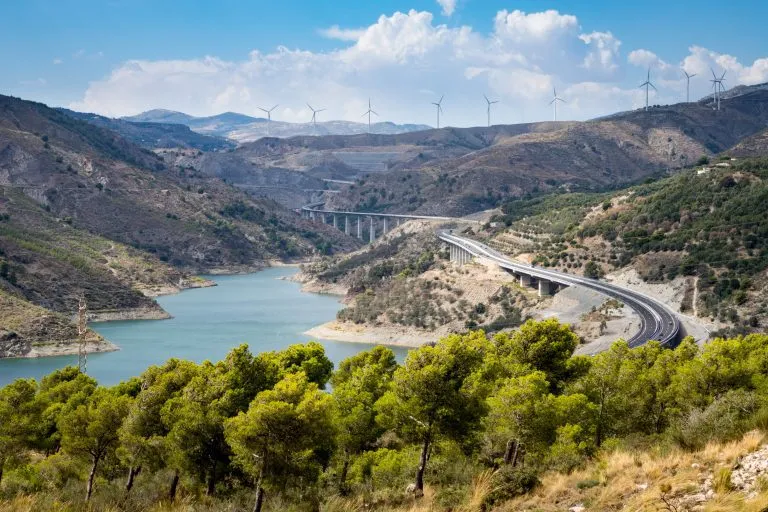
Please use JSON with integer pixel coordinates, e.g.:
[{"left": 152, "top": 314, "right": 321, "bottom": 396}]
[
  {"left": 319, "top": 85, "right": 768, "bottom": 216},
  {"left": 0, "top": 94, "right": 359, "bottom": 356},
  {"left": 58, "top": 109, "right": 234, "bottom": 151},
  {"left": 122, "top": 109, "right": 432, "bottom": 142}
]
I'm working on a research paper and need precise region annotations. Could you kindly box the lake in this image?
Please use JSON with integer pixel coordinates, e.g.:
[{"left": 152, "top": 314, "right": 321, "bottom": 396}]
[{"left": 0, "top": 267, "right": 409, "bottom": 387}]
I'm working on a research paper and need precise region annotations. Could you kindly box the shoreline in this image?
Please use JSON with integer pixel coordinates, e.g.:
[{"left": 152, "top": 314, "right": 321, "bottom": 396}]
[{"left": 305, "top": 320, "right": 436, "bottom": 348}]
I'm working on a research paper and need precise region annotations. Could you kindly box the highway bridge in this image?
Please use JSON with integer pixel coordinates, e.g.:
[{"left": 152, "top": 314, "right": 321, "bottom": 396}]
[
  {"left": 301, "top": 204, "right": 680, "bottom": 347},
  {"left": 301, "top": 204, "right": 478, "bottom": 243},
  {"left": 439, "top": 230, "right": 681, "bottom": 347}
]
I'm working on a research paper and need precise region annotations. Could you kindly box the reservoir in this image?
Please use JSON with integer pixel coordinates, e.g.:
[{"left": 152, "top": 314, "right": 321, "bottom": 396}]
[{"left": 0, "top": 267, "right": 409, "bottom": 387}]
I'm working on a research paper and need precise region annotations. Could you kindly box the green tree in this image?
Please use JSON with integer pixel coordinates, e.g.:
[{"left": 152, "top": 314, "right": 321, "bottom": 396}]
[
  {"left": 161, "top": 362, "right": 230, "bottom": 496},
  {"left": 225, "top": 372, "right": 336, "bottom": 512},
  {"left": 58, "top": 388, "right": 132, "bottom": 501},
  {"left": 376, "top": 331, "right": 491, "bottom": 494},
  {"left": 33, "top": 367, "right": 97, "bottom": 454},
  {"left": 331, "top": 346, "right": 397, "bottom": 491},
  {"left": 0, "top": 378, "right": 39, "bottom": 484},
  {"left": 495, "top": 319, "right": 580, "bottom": 389},
  {"left": 118, "top": 359, "right": 198, "bottom": 494}
]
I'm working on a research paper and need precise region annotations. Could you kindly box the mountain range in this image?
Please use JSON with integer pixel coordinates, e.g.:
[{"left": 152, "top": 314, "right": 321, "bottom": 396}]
[
  {"left": 0, "top": 94, "right": 357, "bottom": 356},
  {"left": 122, "top": 109, "right": 432, "bottom": 142}
]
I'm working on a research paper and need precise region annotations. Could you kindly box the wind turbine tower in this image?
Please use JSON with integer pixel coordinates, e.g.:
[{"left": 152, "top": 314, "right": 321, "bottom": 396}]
[
  {"left": 432, "top": 95, "right": 444, "bottom": 129},
  {"left": 639, "top": 68, "right": 657, "bottom": 111},
  {"left": 257, "top": 104, "right": 278, "bottom": 135},
  {"left": 361, "top": 98, "right": 378, "bottom": 133},
  {"left": 307, "top": 103, "right": 326, "bottom": 132},
  {"left": 710, "top": 69, "right": 727, "bottom": 111},
  {"left": 484, "top": 94, "right": 499, "bottom": 127},
  {"left": 681, "top": 70, "right": 696, "bottom": 103},
  {"left": 549, "top": 88, "right": 565, "bottom": 121}
]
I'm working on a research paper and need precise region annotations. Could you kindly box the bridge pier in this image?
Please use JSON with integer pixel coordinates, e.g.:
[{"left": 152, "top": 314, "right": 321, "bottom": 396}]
[
  {"left": 383, "top": 218, "right": 388, "bottom": 234},
  {"left": 309, "top": 211, "right": 315, "bottom": 221},
  {"left": 369, "top": 217, "right": 375, "bottom": 243},
  {"left": 357, "top": 217, "right": 362, "bottom": 239},
  {"left": 538, "top": 280, "right": 552, "bottom": 297},
  {"left": 519, "top": 274, "right": 532, "bottom": 287},
  {"left": 344, "top": 216, "right": 350, "bottom": 235},
  {"left": 333, "top": 215, "right": 338, "bottom": 229}
]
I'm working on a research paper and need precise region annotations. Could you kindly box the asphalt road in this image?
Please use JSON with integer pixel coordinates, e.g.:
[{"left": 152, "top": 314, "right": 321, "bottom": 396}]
[{"left": 439, "top": 231, "right": 681, "bottom": 347}]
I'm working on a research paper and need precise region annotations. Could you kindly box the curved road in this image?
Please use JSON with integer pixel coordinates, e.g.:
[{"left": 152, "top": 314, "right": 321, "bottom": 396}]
[
  {"left": 438, "top": 231, "right": 681, "bottom": 347},
  {"left": 301, "top": 203, "right": 680, "bottom": 347}
]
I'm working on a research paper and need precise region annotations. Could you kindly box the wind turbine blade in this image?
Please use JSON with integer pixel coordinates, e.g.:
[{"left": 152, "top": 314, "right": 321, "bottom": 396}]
[
  {"left": 307, "top": 103, "right": 314, "bottom": 111},
  {"left": 650, "top": 83, "right": 657, "bottom": 91},
  {"left": 549, "top": 98, "right": 556, "bottom": 105},
  {"left": 711, "top": 68, "right": 718, "bottom": 80},
  {"left": 318, "top": 109, "right": 326, "bottom": 112},
  {"left": 439, "top": 95, "right": 444, "bottom": 103},
  {"left": 371, "top": 110, "right": 378, "bottom": 116},
  {"left": 258, "top": 107, "right": 267, "bottom": 113},
  {"left": 483, "top": 93, "right": 489, "bottom": 103},
  {"left": 361, "top": 112, "right": 368, "bottom": 118},
  {"left": 720, "top": 70, "right": 727, "bottom": 80},
  {"left": 691, "top": 73, "right": 697, "bottom": 78},
  {"left": 271, "top": 104, "right": 278, "bottom": 111}
]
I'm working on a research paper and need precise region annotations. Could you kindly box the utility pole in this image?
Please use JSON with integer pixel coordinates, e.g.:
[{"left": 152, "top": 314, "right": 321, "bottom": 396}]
[{"left": 78, "top": 297, "right": 88, "bottom": 374}]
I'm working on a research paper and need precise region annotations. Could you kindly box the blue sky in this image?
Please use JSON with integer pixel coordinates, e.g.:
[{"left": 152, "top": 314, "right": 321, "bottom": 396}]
[{"left": 2, "top": 0, "right": 767, "bottom": 126}]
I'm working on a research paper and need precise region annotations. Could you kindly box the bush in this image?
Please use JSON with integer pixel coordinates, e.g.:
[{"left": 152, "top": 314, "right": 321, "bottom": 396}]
[{"left": 483, "top": 466, "right": 539, "bottom": 508}]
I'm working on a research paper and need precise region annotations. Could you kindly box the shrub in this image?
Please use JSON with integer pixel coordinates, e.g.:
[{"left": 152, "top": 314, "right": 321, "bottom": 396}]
[{"left": 483, "top": 466, "right": 539, "bottom": 508}]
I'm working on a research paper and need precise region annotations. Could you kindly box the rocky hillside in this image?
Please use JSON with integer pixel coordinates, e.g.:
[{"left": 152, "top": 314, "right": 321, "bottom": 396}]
[
  {"left": 484, "top": 155, "right": 768, "bottom": 337},
  {"left": 58, "top": 109, "right": 234, "bottom": 151},
  {"left": 0, "top": 95, "right": 356, "bottom": 270},
  {"left": 322, "top": 86, "right": 768, "bottom": 215},
  {"left": 0, "top": 94, "right": 360, "bottom": 357}
]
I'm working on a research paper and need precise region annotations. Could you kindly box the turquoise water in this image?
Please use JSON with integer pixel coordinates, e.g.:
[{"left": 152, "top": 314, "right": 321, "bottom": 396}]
[{"left": 0, "top": 267, "right": 409, "bottom": 387}]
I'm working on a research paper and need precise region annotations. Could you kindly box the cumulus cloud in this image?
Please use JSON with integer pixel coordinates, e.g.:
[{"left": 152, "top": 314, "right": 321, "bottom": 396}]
[
  {"left": 579, "top": 31, "right": 621, "bottom": 72},
  {"left": 318, "top": 25, "right": 365, "bottom": 41},
  {"left": 436, "top": 0, "right": 456, "bottom": 16},
  {"left": 69, "top": 8, "right": 768, "bottom": 125}
]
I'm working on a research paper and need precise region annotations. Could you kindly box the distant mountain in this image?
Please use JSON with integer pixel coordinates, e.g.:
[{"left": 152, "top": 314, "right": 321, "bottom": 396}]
[
  {"left": 122, "top": 109, "right": 432, "bottom": 142},
  {"left": 58, "top": 109, "right": 234, "bottom": 151}
]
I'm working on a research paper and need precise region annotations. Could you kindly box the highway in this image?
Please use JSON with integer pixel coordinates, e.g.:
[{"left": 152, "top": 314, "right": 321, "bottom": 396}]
[{"left": 439, "top": 231, "right": 681, "bottom": 347}]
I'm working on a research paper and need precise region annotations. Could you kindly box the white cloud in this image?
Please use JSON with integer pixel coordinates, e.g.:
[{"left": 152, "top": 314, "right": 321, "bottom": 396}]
[
  {"left": 318, "top": 25, "right": 365, "bottom": 42},
  {"left": 493, "top": 9, "right": 578, "bottom": 44},
  {"left": 53, "top": 58, "right": 63, "bottom": 65},
  {"left": 436, "top": 0, "right": 456, "bottom": 16},
  {"left": 579, "top": 31, "right": 621, "bottom": 72},
  {"left": 69, "top": 8, "right": 768, "bottom": 125}
]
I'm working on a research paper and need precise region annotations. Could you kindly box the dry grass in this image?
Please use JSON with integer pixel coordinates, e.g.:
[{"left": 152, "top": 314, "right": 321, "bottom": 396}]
[{"left": 498, "top": 430, "right": 767, "bottom": 512}]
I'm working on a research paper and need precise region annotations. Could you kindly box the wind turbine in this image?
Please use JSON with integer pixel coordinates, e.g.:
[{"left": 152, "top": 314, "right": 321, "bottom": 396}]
[
  {"left": 361, "top": 98, "right": 378, "bottom": 133},
  {"left": 307, "top": 103, "right": 326, "bottom": 131},
  {"left": 681, "top": 70, "right": 696, "bottom": 103},
  {"left": 710, "top": 68, "right": 727, "bottom": 111},
  {"left": 432, "top": 95, "right": 444, "bottom": 129},
  {"left": 639, "top": 68, "right": 657, "bottom": 111},
  {"left": 257, "top": 104, "right": 278, "bottom": 135},
  {"left": 484, "top": 94, "right": 499, "bottom": 127},
  {"left": 549, "top": 88, "right": 565, "bottom": 121}
]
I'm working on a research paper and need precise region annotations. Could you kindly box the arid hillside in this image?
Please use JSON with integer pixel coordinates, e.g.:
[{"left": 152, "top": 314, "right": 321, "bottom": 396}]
[{"left": 324, "top": 87, "right": 768, "bottom": 215}]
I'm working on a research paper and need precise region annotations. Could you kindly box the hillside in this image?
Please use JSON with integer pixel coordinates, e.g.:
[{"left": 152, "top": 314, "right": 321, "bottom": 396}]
[
  {"left": 0, "top": 94, "right": 359, "bottom": 357},
  {"left": 123, "top": 109, "right": 432, "bottom": 141},
  {"left": 483, "top": 156, "right": 768, "bottom": 337},
  {"left": 321, "top": 86, "right": 768, "bottom": 216},
  {"left": 58, "top": 109, "right": 234, "bottom": 151}
]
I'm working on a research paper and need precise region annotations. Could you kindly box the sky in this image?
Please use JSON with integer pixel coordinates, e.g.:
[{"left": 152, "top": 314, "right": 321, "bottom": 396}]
[{"left": 2, "top": 0, "right": 767, "bottom": 127}]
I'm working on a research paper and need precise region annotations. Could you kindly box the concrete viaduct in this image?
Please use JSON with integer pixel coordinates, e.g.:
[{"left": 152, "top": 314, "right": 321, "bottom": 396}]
[
  {"left": 300, "top": 204, "right": 477, "bottom": 244},
  {"left": 300, "top": 204, "right": 681, "bottom": 348}
]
